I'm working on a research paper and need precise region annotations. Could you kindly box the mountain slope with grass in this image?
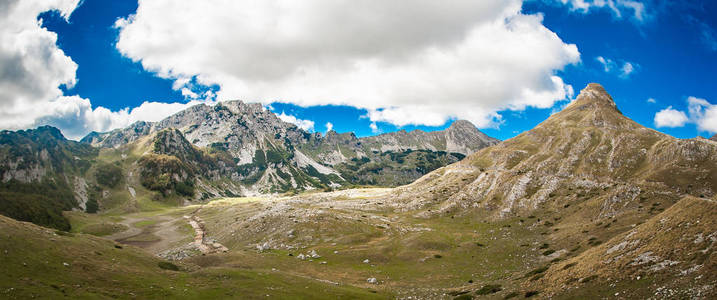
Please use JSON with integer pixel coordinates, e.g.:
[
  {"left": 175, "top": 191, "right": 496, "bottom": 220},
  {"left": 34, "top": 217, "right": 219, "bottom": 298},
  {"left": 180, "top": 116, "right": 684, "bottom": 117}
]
[
  {"left": 392, "top": 83, "right": 716, "bottom": 217},
  {"left": 0, "top": 126, "right": 98, "bottom": 230},
  {"left": 0, "top": 214, "right": 391, "bottom": 299},
  {"left": 530, "top": 195, "right": 716, "bottom": 299}
]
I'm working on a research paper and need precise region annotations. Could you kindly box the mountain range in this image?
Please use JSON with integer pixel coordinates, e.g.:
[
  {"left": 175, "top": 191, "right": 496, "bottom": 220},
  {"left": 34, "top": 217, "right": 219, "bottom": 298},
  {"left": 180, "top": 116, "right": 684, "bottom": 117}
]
[
  {"left": 0, "top": 83, "right": 715, "bottom": 298},
  {"left": 0, "top": 102, "right": 497, "bottom": 229}
]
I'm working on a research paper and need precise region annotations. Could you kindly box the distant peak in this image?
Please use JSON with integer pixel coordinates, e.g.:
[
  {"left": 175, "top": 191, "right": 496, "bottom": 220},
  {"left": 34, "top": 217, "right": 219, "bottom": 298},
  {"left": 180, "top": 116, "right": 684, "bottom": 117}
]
[
  {"left": 33, "top": 125, "right": 66, "bottom": 140},
  {"left": 448, "top": 120, "right": 476, "bottom": 130}
]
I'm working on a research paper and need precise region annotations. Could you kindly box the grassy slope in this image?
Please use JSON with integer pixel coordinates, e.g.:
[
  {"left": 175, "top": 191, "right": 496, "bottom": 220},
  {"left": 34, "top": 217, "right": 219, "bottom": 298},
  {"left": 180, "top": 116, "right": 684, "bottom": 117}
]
[
  {"left": 0, "top": 215, "right": 391, "bottom": 299},
  {"left": 529, "top": 196, "right": 717, "bottom": 299}
]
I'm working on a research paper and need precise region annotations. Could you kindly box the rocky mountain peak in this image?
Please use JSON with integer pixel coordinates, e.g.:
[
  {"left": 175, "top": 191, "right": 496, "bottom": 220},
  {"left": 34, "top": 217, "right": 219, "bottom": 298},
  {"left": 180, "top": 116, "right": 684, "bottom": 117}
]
[
  {"left": 710, "top": 134, "right": 717, "bottom": 141},
  {"left": 32, "top": 125, "right": 67, "bottom": 140},
  {"left": 446, "top": 120, "right": 483, "bottom": 134},
  {"left": 539, "top": 83, "right": 639, "bottom": 131},
  {"left": 447, "top": 119, "right": 474, "bottom": 130},
  {"left": 569, "top": 83, "right": 619, "bottom": 111}
]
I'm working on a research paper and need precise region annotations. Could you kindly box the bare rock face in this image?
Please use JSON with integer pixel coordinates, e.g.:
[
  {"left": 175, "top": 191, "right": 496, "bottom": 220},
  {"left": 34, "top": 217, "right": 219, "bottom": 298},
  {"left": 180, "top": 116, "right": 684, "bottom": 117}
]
[
  {"left": 81, "top": 100, "right": 499, "bottom": 192},
  {"left": 393, "top": 83, "right": 717, "bottom": 218}
]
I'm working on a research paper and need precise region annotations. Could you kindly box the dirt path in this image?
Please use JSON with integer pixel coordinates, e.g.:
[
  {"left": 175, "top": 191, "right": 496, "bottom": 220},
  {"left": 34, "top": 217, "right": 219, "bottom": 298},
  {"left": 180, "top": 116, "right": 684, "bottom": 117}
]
[{"left": 185, "top": 205, "right": 228, "bottom": 254}]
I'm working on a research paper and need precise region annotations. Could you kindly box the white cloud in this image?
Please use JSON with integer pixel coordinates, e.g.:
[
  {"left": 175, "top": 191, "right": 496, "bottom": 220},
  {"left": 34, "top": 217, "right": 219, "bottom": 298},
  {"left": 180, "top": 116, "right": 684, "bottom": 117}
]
[
  {"left": 596, "top": 56, "right": 615, "bottom": 72},
  {"left": 620, "top": 62, "right": 635, "bottom": 78},
  {"left": 595, "top": 56, "right": 636, "bottom": 79},
  {"left": 687, "top": 97, "right": 717, "bottom": 133},
  {"left": 647, "top": 98, "right": 656, "bottom": 104},
  {"left": 33, "top": 97, "right": 210, "bottom": 139},
  {"left": 369, "top": 122, "right": 380, "bottom": 134},
  {"left": 0, "top": 0, "right": 80, "bottom": 128},
  {"left": 653, "top": 97, "right": 717, "bottom": 133},
  {"left": 325, "top": 122, "right": 333, "bottom": 132},
  {"left": 556, "top": 0, "right": 649, "bottom": 22},
  {"left": 654, "top": 106, "right": 688, "bottom": 128},
  {"left": 0, "top": 0, "right": 210, "bottom": 140},
  {"left": 276, "top": 112, "right": 315, "bottom": 132},
  {"left": 115, "top": 0, "right": 580, "bottom": 129}
]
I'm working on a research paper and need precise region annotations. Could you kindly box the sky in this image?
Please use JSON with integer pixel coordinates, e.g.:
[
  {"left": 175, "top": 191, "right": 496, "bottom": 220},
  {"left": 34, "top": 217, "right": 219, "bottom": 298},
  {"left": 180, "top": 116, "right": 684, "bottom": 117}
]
[{"left": 0, "top": 0, "right": 715, "bottom": 140}]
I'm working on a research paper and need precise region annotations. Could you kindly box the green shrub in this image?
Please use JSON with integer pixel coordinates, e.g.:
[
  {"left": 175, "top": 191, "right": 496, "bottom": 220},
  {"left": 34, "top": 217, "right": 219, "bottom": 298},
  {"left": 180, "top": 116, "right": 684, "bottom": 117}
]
[
  {"left": 265, "top": 149, "right": 284, "bottom": 164},
  {"left": 157, "top": 261, "right": 180, "bottom": 271},
  {"left": 253, "top": 150, "right": 266, "bottom": 166},
  {"left": 54, "top": 230, "right": 74, "bottom": 237},
  {"left": 95, "top": 163, "right": 123, "bottom": 187},
  {"left": 562, "top": 262, "right": 577, "bottom": 270},
  {"left": 525, "top": 266, "right": 549, "bottom": 278},
  {"left": 525, "top": 291, "right": 540, "bottom": 298},
  {"left": 174, "top": 181, "right": 195, "bottom": 197},
  {"left": 475, "top": 284, "right": 502, "bottom": 295},
  {"left": 85, "top": 197, "right": 99, "bottom": 213}
]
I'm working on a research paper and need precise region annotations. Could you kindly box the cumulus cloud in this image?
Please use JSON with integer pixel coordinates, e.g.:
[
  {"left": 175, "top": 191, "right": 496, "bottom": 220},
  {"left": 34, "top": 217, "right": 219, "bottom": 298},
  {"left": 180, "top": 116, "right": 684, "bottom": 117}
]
[
  {"left": 647, "top": 98, "right": 657, "bottom": 104},
  {"left": 0, "top": 0, "right": 209, "bottom": 140},
  {"left": 276, "top": 112, "right": 315, "bottom": 132},
  {"left": 369, "top": 122, "right": 380, "bottom": 134},
  {"left": 654, "top": 106, "right": 688, "bottom": 128},
  {"left": 653, "top": 97, "right": 717, "bottom": 133},
  {"left": 325, "top": 122, "right": 334, "bottom": 132},
  {"left": 0, "top": 0, "right": 79, "bottom": 128},
  {"left": 115, "top": 0, "right": 580, "bottom": 129},
  {"left": 556, "top": 0, "right": 649, "bottom": 22},
  {"left": 31, "top": 97, "right": 210, "bottom": 140},
  {"left": 687, "top": 97, "right": 717, "bottom": 133}
]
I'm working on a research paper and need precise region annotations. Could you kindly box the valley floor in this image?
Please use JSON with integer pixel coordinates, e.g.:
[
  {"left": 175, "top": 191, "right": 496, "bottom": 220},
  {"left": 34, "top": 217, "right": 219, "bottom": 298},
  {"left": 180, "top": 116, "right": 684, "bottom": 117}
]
[{"left": 1, "top": 187, "right": 715, "bottom": 299}]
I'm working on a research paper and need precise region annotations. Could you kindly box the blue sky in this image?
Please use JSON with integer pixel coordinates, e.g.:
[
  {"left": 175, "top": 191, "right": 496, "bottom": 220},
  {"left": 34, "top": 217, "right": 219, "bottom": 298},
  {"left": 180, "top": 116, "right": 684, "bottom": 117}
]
[{"left": 2, "top": 0, "right": 715, "bottom": 140}]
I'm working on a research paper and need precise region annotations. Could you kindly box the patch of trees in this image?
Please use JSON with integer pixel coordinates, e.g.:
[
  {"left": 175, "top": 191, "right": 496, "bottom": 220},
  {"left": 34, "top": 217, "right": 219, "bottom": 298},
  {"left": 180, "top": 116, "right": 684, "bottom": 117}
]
[
  {"left": 138, "top": 154, "right": 195, "bottom": 197},
  {"left": 94, "top": 162, "right": 123, "bottom": 188}
]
